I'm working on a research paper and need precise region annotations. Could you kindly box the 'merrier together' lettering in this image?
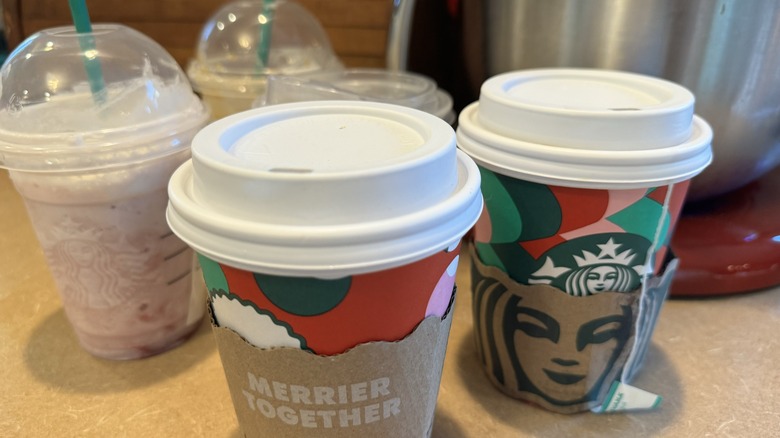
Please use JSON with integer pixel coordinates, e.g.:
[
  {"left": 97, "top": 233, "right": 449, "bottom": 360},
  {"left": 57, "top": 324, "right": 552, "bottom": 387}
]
[{"left": 242, "top": 372, "right": 401, "bottom": 428}]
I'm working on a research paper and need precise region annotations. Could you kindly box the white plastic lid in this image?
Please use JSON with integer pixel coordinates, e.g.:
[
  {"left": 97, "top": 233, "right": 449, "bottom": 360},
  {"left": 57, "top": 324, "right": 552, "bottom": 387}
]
[
  {"left": 478, "top": 69, "right": 696, "bottom": 150},
  {"left": 457, "top": 102, "right": 713, "bottom": 189},
  {"left": 187, "top": 0, "right": 343, "bottom": 98},
  {"left": 260, "top": 69, "right": 455, "bottom": 123},
  {"left": 167, "top": 101, "right": 483, "bottom": 277},
  {"left": 0, "top": 24, "right": 208, "bottom": 171}
]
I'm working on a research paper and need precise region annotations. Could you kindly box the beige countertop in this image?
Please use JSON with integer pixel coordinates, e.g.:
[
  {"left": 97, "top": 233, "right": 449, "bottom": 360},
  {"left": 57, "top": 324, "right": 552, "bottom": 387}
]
[{"left": 1, "top": 168, "right": 778, "bottom": 437}]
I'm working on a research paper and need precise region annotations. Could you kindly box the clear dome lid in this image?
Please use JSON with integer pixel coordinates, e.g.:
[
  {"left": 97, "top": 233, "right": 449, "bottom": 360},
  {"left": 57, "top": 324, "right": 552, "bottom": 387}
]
[
  {"left": 0, "top": 24, "right": 208, "bottom": 171},
  {"left": 188, "top": 0, "right": 343, "bottom": 97},
  {"left": 261, "top": 68, "right": 455, "bottom": 122}
]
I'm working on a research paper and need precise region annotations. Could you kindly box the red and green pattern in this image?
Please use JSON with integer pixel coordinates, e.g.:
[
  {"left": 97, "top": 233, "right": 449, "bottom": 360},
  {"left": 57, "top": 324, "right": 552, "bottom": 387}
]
[
  {"left": 199, "top": 245, "right": 460, "bottom": 355},
  {"left": 475, "top": 167, "right": 688, "bottom": 293}
]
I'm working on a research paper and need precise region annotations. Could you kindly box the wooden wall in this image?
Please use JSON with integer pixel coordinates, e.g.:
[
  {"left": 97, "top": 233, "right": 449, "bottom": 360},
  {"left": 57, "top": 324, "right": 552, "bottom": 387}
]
[{"left": 2, "top": 0, "right": 392, "bottom": 68}]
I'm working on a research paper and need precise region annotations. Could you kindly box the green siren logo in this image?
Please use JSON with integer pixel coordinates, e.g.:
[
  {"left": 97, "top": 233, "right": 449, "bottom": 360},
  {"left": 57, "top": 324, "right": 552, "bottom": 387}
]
[{"left": 529, "top": 236, "right": 646, "bottom": 296}]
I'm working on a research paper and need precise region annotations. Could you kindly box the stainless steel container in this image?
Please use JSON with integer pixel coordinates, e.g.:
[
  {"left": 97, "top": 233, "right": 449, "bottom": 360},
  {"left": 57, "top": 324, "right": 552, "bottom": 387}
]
[{"left": 390, "top": 0, "right": 780, "bottom": 200}]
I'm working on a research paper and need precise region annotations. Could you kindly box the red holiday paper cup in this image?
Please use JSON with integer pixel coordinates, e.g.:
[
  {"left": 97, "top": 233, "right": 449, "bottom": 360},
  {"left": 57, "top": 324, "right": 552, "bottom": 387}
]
[
  {"left": 168, "top": 101, "right": 483, "bottom": 353},
  {"left": 457, "top": 69, "right": 712, "bottom": 412}
]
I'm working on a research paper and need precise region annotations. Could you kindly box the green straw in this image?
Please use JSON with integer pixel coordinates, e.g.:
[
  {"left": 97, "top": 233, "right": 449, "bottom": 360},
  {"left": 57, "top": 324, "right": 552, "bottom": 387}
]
[
  {"left": 257, "top": 0, "right": 275, "bottom": 68},
  {"left": 68, "top": 0, "right": 106, "bottom": 104}
]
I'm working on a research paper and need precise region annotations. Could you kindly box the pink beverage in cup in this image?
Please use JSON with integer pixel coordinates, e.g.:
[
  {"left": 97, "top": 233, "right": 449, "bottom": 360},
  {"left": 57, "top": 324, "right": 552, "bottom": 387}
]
[{"left": 0, "top": 25, "right": 209, "bottom": 360}]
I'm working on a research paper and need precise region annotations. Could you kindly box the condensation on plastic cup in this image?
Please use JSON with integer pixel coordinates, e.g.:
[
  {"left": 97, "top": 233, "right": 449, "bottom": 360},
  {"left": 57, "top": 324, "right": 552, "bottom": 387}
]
[{"left": 167, "top": 100, "right": 483, "bottom": 278}]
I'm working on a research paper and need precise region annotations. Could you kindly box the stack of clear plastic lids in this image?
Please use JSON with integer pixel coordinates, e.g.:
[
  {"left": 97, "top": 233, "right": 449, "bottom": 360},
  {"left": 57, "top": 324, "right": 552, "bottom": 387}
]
[
  {"left": 0, "top": 24, "right": 208, "bottom": 171},
  {"left": 187, "top": 0, "right": 343, "bottom": 107},
  {"left": 260, "top": 69, "right": 456, "bottom": 124}
]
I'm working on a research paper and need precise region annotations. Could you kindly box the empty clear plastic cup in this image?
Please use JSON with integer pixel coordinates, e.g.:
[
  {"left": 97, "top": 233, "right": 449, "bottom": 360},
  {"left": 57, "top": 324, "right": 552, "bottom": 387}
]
[
  {"left": 188, "top": 0, "right": 343, "bottom": 120},
  {"left": 260, "top": 68, "right": 456, "bottom": 124},
  {"left": 0, "top": 24, "right": 210, "bottom": 360}
]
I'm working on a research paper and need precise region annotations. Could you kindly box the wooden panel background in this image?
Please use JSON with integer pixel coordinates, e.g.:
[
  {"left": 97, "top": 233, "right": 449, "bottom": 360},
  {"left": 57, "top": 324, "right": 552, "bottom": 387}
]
[{"left": 2, "top": 0, "right": 392, "bottom": 68}]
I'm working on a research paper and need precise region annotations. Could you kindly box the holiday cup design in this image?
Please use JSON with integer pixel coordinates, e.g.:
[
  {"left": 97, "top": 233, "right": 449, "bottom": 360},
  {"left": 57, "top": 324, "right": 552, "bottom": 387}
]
[
  {"left": 457, "top": 69, "right": 713, "bottom": 413},
  {"left": 471, "top": 247, "right": 639, "bottom": 413},
  {"left": 166, "top": 101, "right": 482, "bottom": 436},
  {"left": 474, "top": 167, "right": 690, "bottom": 295},
  {"left": 199, "top": 244, "right": 461, "bottom": 355}
]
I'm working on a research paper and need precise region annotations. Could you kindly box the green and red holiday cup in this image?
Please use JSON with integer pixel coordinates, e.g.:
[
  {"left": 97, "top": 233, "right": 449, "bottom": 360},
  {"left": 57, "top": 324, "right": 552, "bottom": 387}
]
[
  {"left": 0, "top": 24, "right": 209, "bottom": 360},
  {"left": 166, "top": 100, "right": 483, "bottom": 355},
  {"left": 166, "top": 101, "right": 481, "bottom": 435},
  {"left": 456, "top": 69, "right": 713, "bottom": 412}
]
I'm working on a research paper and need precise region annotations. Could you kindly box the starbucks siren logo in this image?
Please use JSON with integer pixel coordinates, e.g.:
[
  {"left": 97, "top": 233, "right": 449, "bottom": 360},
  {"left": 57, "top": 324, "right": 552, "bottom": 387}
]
[{"left": 530, "top": 238, "right": 645, "bottom": 296}]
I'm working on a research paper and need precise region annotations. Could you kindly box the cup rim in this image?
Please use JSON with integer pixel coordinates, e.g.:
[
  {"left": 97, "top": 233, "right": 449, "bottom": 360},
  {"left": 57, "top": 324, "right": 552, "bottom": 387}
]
[
  {"left": 167, "top": 101, "right": 483, "bottom": 277},
  {"left": 167, "top": 151, "right": 483, "bottom": 277},
  {"left": 192, "top": 100, "right": 452, "bottom": 181},
  {"left": 36, "top": 23, "right": 126, "bottom": 38},
  {"left": 477, "top": 69, "right": 697, "bottom": 150},
  {"left": 457, "top": 102, "right": 713, "bottom": 189},
  {"left": 482, "top": 69, "right": 695, "bottom": 117}
]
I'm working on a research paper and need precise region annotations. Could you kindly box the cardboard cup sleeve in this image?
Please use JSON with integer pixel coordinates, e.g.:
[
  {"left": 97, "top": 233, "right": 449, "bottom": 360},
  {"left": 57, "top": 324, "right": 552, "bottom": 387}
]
[
  {"left": 210, "top": 308, "right": 453, "bottom": 437},
  {"left": 469, "top": 245, "right": 676, "bottom": 414}
]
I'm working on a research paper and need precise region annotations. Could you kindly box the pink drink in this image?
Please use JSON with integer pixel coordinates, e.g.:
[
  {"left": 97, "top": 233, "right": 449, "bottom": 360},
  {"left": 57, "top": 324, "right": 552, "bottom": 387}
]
[
  {"left": 11, "top": 150, "right": 204, "bottom": 359},
  {"left": 0, "top": 24, "right": 209, "bottom": 359}
]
